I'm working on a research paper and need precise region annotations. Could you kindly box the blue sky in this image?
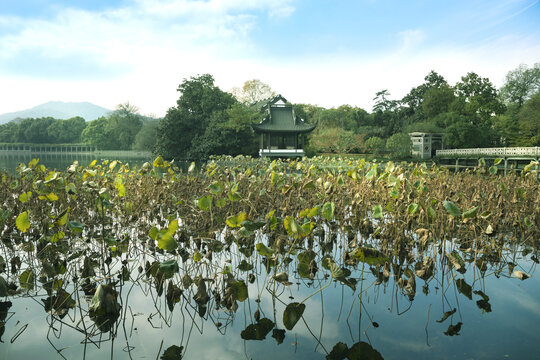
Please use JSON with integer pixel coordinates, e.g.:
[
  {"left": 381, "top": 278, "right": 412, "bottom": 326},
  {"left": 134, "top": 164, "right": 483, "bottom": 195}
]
[{"left": 0, "top": 0, "right": 539, "bottom": 116}]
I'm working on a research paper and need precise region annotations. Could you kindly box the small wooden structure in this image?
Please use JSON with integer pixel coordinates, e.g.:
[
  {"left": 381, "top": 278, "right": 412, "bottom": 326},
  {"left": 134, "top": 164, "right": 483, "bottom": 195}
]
[
  {"left": 252, "top": 95, "right": 316, "bottom": 158},
  {"left": 409, "top": 132, "right": 444, "bottom": 159}
]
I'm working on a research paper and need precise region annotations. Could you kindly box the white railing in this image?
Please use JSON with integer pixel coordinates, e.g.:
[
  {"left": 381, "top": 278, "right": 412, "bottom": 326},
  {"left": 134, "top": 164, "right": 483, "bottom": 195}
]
[
  {"left": 437, "top": 147, "right": 540, "bottom": 157},
  {"left": 260, "top": 149, "right": 305, "bottom": 157}
]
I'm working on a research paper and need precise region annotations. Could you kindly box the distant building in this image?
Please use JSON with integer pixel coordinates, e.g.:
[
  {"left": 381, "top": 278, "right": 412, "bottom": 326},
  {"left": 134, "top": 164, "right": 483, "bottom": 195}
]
[
  {"left": 409, "top": 132, "right": 444, "bottom": 159},
  {"left": 252, "top": 95, "right": 316, "bottom": 158}
]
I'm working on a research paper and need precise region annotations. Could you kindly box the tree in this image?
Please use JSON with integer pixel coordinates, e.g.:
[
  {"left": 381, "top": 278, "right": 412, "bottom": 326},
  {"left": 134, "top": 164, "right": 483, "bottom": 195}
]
[
  {"left": 81, "top": 103, "right": 143, "bottom": 150},
  {"left": 422, "top": 84, "right": 455, "bottom": 119},
  {"left": 364, "top": 136, "right": 385, "bottom": 156},
  {"left": 198, "top": 103, "right": 260, "bottom": 157},
  {"left": 499, "top": 63, "right": 540, "bottom": 108},
  {"left": 18, "top": 117, "right": 56, "bottom": 143},
  {"left": 401, "top": 70, "right": 448, "bottom": 122},
  {"left": 81, "top": 117, "right": 116, "bottom": 149},
  {"left": 107, "top": 103, "right": 143, "bottom": 150},
  {"left": 454, "top": 72, "right": 505, "bottom": 126},
  {"left": 308, "top": 128, "right": 360, "bottom": 154},
  {"left": 372, "top": 90, "right": 398, "bottom": 113},
  {"left": 231, "top": 79, "right": 276, "bottom": 104},
  {"left": 155, "top": 74, "right": 236, "bottom": 160},
  {"left": 438, "top": 112, "right": 496, "bottom": 148},
  {"left": 47, "top": 116, "right": 87, "bottom": 143},
  {"left": 516, "top": 90, "right": 540, "bottom": 146},
  {"left": 0, "top": 122, "right": 18, "bottom": 142},
  {"left": 132, "top": 119, "right": 159, "bottom": 151},
  {"left": 371, "top": 90, "right": 403, "bottom": 137},
  {"left": 493, "top": 114, "right": 518, "bottom": 146},
  {"left": 293, "top": 104, "right": 324, "bottom": 124},
  {"left": 385, "top": 133, "right": 412, "bottom": 159}
]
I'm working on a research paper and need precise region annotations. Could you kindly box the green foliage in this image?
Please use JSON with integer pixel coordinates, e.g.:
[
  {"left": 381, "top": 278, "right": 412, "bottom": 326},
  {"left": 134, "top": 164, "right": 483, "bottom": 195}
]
[
  {"left": 0, "top": 276, "right": 8, "bottom": 296},
  {"left": 385, "top": 132, "right": 412, "bottom": 159},
  {"left": 422, "top": 84, "right": 456, "bottom": 119},
  {"left": 372, "top": 204, "right": 383, "bottom": 219},
  {"left": 82, "top": 104, "right": 143, "bottom": 150},
  {"left": 455, "top": 72, "right": 505, "bottom": 127},
  {"left": 516, "top": 91, "right": 540, "bottom": 146},
  {"left": 308, "top": 127, "right": 361, "bottom": 154},
  {"left": 364, "top": 136, "right": 385, "bottom": 156},
  {"left": 499, "top": 63, "right": 540, "bottom": 107},
  {"left": 155, "top": 74, "right": 237, "bottom": 160},
  {"left": 132, "top": 119, "right": 159, "bottom": 151},
  {"left": 46, "top": 117, "right": 87, "bottom": 143},
  {"left": 440, "top": 113, "right": 493, "bottom": 148},
  {"left": 443, "top": 201, "right": 461, "bottom": 217},
  {"left": 0, "top": 155, "right": 537, "bottom": 357},
  {"left": 0, "top": 116, "right": 87, "bottom": 144}
]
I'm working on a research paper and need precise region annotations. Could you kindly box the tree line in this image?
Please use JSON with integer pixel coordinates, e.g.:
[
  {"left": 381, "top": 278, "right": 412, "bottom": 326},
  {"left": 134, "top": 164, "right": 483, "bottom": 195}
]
[
  {"left": 0, "top": 103, "right": 158, "bottom": 151},
  {"left": 1, "top": 63, "right": 538, "bottom": 160},
  {"left": 300, "top": 64, "right": 540, "bottom": 158},
  {"left": 154, "top": 63, "right": 539, "bottom": 161}
]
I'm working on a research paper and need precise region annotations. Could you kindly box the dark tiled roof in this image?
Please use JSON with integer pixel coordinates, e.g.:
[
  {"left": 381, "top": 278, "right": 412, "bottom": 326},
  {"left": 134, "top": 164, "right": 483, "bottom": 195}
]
[{"left": 252, "top": 104, "right": 316, "bottom": 134}]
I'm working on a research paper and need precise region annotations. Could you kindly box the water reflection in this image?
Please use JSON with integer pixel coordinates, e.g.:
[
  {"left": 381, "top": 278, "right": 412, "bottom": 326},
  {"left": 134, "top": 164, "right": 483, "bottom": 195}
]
[
  {"left": 0, "top": 154, "right": 151, "bottom": 174},
  {"left": 0, "top": 231, "right": 538, "bottom": 360}
]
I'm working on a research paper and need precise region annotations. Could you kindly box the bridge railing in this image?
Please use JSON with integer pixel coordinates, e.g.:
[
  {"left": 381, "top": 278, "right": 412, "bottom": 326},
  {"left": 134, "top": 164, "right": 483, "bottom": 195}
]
[{"left": 437, "top": 147, "right": 540, "bottom": 157}]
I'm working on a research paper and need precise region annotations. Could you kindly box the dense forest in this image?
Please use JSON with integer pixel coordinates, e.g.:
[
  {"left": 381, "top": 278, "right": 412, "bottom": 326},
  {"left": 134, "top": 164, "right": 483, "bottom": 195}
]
[{"left": 1, "top": 63, "right": 538, "bottom": 160}]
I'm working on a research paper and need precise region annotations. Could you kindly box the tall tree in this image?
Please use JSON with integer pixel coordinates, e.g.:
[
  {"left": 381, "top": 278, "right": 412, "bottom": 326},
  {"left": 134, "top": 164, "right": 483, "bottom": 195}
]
[
  {"left": 81, "top": 117, "right": 116, "bottom": 149},
  {"left": 155, "top": 74, "right": 236, "bottom": 160},
  {"left": 107, "top": 103, "right": 143, "bottom": 150},
  {"left": 454, "top": 72, "right": 505, "bottom": 127},
  {"left": 401, "top": 70, "right": 448, "bottom": 122},
  {"left": 499, "top": 63, "right": 540, "bottom": 108},
  {"left": 132, "top": 119, "right": 159, "bottom": 151},
  {"left": 422, "top": 84, "right": 455, "bottom": 119},
  {"left": 516, "top": 90, "right": 540, "bottom": 146}
]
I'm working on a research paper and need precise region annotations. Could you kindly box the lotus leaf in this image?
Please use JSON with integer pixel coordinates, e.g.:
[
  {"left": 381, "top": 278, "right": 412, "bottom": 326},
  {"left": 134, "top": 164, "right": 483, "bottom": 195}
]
[{"left": 283, "top": 302, "right": 305, "bottom": 330}]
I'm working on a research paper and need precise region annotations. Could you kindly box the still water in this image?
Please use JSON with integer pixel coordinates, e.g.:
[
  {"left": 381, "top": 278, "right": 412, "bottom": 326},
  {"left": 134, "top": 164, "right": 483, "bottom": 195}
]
[
  {"left": 0, "top": 153, "right": 151, "bottom": 174},
  {"left": 1, "top": 235, "right": 538, "bottom": 359}
]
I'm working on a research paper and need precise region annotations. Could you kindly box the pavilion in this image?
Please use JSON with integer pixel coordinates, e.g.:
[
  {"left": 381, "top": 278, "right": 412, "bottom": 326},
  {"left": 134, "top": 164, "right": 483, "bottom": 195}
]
[
  {"left": 409, "top": 132, "right": 444, "bottom": 159},
  {"left": 252, "top": 95, "right": 316, "bottom": 158}
]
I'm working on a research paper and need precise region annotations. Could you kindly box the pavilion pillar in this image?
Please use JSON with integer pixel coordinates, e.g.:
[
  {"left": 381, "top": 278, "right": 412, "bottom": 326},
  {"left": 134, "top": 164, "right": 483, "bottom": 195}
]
[
  {"left": 268, "top": 133, "right": 271, "bottom": 149},
  {"left": 260, "top": 134, "right": 263, "bottom": 151}
]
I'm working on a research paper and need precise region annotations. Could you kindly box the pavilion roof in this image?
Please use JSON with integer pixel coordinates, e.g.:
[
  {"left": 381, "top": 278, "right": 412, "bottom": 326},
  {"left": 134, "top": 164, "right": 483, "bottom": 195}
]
[{"left": 252, "top": 96, "right": 316, "bottom": 134}]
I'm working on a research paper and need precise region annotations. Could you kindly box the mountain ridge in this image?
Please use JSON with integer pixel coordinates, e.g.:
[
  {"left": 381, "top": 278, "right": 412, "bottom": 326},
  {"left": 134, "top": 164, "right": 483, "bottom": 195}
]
[{"left": 0, "top": 101, "right": 112, "bottom": 124}]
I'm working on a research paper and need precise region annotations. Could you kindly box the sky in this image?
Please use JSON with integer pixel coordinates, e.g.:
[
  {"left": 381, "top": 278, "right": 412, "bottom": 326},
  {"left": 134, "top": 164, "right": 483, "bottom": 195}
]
[{"left": 0, "top": 0, "right": 539, "bottom": 117}]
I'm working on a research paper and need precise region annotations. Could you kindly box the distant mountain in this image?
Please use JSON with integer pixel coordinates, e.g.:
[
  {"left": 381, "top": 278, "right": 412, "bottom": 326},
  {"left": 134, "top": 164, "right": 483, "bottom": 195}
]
[{"left": 0, "top": 101, "right": 112, "bottom": 124}]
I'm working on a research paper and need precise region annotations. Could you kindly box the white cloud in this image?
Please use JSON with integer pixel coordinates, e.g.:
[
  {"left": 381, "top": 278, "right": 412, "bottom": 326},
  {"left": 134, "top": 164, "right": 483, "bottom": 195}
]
[
  {"left": 0, "top": 0, "right": 539, "bottom": 117},
  {"left": 397, "top": 29, "right": 425, "bottom": 51}
]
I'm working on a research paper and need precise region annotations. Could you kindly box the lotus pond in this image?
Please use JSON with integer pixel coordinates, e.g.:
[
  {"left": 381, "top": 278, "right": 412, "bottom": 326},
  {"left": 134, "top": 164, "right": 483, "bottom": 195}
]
[{"left": 0, "top": 156, "right": 539, "bottom": 359}]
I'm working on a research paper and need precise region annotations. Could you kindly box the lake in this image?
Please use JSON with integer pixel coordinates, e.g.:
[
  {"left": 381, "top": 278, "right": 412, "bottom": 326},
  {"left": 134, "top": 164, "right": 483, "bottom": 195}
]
[
  {"left": 0, "top": 152, "right": 152, "bottom": 174},
  {"left": 0, "top": 156, "right": 538, "bottom": 360}
]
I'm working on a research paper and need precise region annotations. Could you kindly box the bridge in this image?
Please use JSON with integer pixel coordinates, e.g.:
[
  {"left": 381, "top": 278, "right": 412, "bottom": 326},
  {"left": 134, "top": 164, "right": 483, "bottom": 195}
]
[
  {"left": 0, "top": 144, "right": 151, "bottom": 159},
  {"left": 436, "top": 147, "right": 539, "bottom": 178},
  {"left": 436, "top": 147, "right": 540, "bottom": 158}
]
